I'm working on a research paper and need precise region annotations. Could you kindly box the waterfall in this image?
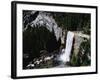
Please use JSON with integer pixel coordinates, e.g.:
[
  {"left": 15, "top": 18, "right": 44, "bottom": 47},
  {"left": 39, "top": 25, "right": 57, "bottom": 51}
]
[{"left": 59, "top": 31, "right": 74, "bottom": 63}]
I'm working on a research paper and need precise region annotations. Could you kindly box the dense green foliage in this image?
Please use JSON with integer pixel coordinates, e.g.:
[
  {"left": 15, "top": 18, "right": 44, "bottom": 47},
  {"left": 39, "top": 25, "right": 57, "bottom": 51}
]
[
  {"left": 53, "top": 13, "right": 90, "bottom": 34},
  {"left": 70, "top": 39, "right": 91, "bottom": 66},
  {"left": 23, "top": 11, "right": 91, "bottom": 68},
  {"left": 53, "top": 12, "right": 91, "bottom": 67}
]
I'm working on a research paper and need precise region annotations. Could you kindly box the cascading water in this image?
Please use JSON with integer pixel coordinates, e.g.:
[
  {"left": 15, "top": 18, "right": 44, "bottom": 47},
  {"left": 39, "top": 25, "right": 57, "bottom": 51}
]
[
  {"left": 23, "top": 11, "right": 75, "bottom": 68},
  {"left": 59, "top": 31, "right": 74, "bottom": 63}
]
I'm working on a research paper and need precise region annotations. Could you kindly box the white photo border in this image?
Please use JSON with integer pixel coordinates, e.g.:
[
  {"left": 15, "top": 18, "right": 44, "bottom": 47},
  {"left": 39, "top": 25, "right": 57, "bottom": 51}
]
[{"left": 11, "top": 1, "right": 98, "bottom": 79}]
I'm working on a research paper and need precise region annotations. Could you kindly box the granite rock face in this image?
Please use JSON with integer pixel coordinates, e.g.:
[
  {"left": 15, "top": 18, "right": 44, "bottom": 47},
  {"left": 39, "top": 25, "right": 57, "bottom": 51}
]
[
  {"left": 25, "top": 31, "right": 91, "bottom": 69},
  {"left": 70, "top": 32, "right": 90, "bottom": 66},
  {"left": 23, "top": 11, "right": 91, "bottom": 69}
]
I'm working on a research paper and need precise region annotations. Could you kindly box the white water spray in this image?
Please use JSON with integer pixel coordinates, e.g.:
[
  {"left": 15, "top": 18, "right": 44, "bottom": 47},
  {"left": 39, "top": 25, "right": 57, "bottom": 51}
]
[{"left": 60, "top": 31, "right": 74, "bottom": 62}]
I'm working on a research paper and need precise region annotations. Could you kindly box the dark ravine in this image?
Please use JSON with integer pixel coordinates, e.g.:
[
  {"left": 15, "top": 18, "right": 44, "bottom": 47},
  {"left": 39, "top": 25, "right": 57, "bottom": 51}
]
[{"left": 23, "top": 10, "right": 91, "bottom": 69}]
